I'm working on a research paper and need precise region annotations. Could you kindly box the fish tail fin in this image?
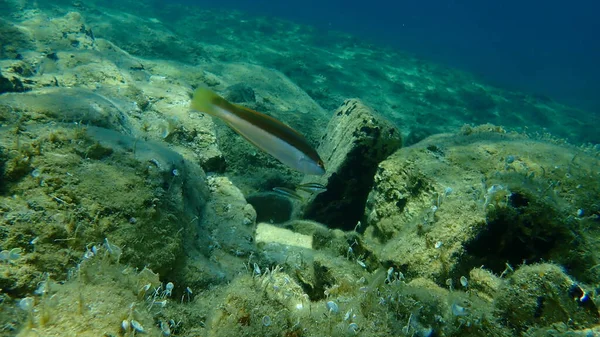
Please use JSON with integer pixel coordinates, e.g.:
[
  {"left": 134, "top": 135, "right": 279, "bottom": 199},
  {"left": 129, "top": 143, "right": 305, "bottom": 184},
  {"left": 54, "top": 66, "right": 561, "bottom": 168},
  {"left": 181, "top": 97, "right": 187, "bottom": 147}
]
[{"left": 191, "top": 87, "right": 223, "bottom": 116}]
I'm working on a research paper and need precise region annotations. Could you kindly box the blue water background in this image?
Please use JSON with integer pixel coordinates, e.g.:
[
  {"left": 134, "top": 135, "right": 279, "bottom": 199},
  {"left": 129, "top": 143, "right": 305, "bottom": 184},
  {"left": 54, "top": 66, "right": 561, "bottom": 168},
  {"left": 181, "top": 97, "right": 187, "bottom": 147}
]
[{"left": 167, "top": 0, "right": 600, "bottom": 115}]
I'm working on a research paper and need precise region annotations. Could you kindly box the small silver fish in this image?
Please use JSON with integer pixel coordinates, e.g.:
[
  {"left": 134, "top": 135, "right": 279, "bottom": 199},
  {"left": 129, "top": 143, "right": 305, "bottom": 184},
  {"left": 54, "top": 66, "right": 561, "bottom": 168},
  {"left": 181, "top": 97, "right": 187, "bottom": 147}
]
[
  {"left": 273, "top": 187, "right": 304, "bottom": 201},
  {"left": 295, "top": 182, "right": 327, "bottom": 193}
]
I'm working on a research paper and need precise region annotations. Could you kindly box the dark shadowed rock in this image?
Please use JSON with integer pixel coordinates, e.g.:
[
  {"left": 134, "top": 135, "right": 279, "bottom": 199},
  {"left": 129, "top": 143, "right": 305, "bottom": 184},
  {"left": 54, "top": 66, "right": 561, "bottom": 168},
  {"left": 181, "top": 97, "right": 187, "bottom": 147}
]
[
  {"left": 0, "top": 72, "right": 25, "bottom": 94},
  {"left": 224, "top": 83, "right": 256, "bottom": 103},
  {"left": 247, "top": 192, "right": 293, "bottom": 224},
  {"left": 300, "top": 99, "right": 402, "bottom": 230}
]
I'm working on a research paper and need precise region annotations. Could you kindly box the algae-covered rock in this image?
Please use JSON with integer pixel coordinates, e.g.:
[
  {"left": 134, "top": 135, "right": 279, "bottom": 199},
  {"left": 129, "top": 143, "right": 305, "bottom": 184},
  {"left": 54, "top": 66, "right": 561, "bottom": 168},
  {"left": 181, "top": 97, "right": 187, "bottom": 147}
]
[
  {"left": 2, "top": 1, "right": 600, "bottom": 336},
  {"left": 0, "top": 17, "right": 35, "bottom": 59},
  {"left": 0, "top": 71, "right": 25, "bottom": 93},
  {"left": 364, "top": 125, "right": 600, "bottom": 283},
  {"left": 495, "top": 263, "right": 599, "bottom": 332},
  {"left": 223, "top": 82, "right": 256, "bottom": 103},
  {"left": 468, "top": 267, "right": 502, "bottom": 303},
  {"left": 255, "top": 222, "right": 313, "bottom": 249},
  {"left": 15, "top": 256, "right": 164, "bottom": 337},
  {"left": 201, "top": 269, "right": 310, "bottom": 337},
  {"left": 199, "top": 176, "right": 257, "bottom": 256},
  {"left": 23, "top": 11, "right": 96, "bottom": 50},
  {"left": 0, "top": 88, "right": 133, "bottom": 133},
  {"left": 183, "top": 175, "right": 257, "bottom": 287},
  {"left": 0, "top": 10, "right": 225, "bottom": 173},
  {"left": 0, "top": 124, "right": 208, "bottom": 296},
  {"left": 301, "top": 98, "right": 402, "bottom": 230}
]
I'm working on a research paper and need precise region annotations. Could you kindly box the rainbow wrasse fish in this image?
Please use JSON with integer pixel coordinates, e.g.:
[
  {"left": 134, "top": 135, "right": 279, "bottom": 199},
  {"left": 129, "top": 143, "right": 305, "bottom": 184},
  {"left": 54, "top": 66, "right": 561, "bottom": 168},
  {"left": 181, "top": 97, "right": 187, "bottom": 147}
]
[{"left": 191, "top": 88, "right": 325, "bottom": 175}]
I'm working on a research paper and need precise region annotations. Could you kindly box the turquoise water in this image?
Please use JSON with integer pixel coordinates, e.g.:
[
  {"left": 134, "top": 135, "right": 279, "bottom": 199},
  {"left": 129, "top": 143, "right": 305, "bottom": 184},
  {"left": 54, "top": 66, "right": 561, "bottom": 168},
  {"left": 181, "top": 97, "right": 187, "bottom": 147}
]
[{"left": 179, "top": 0, "right": 600, "bottom": 114}]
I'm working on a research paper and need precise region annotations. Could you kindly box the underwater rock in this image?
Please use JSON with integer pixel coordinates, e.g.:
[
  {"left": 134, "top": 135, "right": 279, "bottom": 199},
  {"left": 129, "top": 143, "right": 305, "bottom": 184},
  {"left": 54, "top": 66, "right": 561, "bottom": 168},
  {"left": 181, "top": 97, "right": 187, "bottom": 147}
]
[
  {"left": 224, "top": 83, "right": 256, "bottom": 103},
  {"left": 0, "top": 55, "right": 225, "bottom": 172},
  {"left": 202, "top": 268, "right": 309, "bottom": 337},
  {"left": 467, "top": 267, "right": 501, "bottom": 303},
  {"left": 495, "top": 263, "right": 599, "bottom": 331},
  {"left": 0, "top": 17, "right": 35, "bottom": 58},
  {"left": 0, "top": 72, "right": 25, "bottom": 93},
  {"left": 25, "top": 12, "right": 96, "bottom": 51},
  {"left": 0, "top": 88, "right": 133, "bottom": 133},
  {"left": 1, "top": 11, "right": 225, "bottom": 172},
  {"left": 197, "top": 176, "right": 257, "bottom": 263},
  {"left": 300, "top": 99, "right": 402, "bottom": 230},
  {"left": 252, "top": 218, "right": 372, "bottom": 302},
  {"left": 0, "top": 124, "right": 208, "bottom": 296},
  {"left": 246, "top": 191, "right": 293, "bottom": 223},
  {"left": 255, "top": 222, "right": 313, "bottom": 249},
  {"left": 12, "top": 257, "right": 162, "bottom": 337},
  {"left": 0, "top": 12, "right": 101, "bottom": 90},
  {"left": 364, "top": 124, "right": 600, "bottom": 284}
]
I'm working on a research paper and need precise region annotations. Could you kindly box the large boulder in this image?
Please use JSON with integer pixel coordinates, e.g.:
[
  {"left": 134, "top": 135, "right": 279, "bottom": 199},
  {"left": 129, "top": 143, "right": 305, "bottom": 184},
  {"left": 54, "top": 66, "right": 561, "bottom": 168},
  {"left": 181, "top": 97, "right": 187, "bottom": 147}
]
[
  {"left": 0, "top": 124, "right": 208, "bottom": 296},
  {"left": 363, "top": 125, "right": 600, "bottom": 284}
]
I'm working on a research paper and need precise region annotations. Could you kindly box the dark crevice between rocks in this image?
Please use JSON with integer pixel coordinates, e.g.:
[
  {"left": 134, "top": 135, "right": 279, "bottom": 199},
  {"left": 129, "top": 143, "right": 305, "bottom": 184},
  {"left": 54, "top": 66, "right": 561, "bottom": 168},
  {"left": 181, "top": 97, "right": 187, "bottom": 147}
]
[
  {"left": 246, "top": 192, "right": 293, "bottom": 224},
  {"left": 453, "top": 190, "right": 595, "bottom": 283},
  {"left": 462, "top": 208, "right": 559, "bottom": 275},
  {"left": 0, "top": 146, "right": 6, "bottom": 194},
  {"left": 0, "top": 74, "right": 26, "bottom": 94},
  {"left": 300, "top": 99, "right": 401, "bottom": 231},
  {"left": 303, "top": 261, "right": 332, "bottom": 301},
  {"left": 303, "top": 146, "right": 378, "bottom": 231}
]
